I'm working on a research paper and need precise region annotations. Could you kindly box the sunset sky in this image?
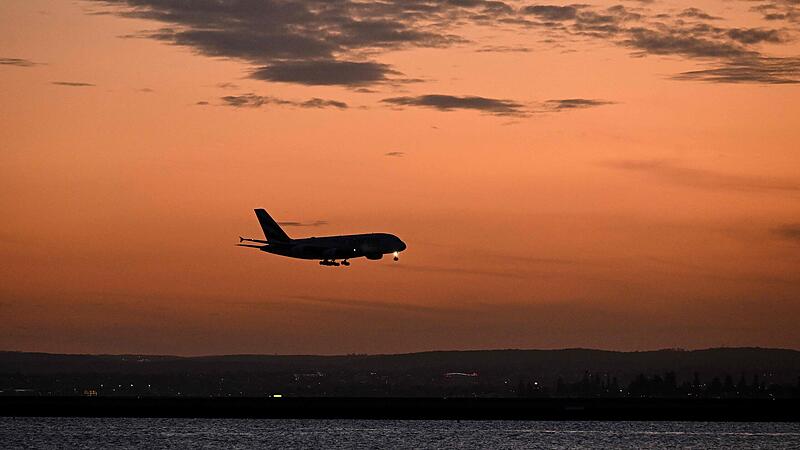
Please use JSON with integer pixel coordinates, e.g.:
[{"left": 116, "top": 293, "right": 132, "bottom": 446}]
[{"left": 1, "top": 0, "right": 799, "bottom": 355}]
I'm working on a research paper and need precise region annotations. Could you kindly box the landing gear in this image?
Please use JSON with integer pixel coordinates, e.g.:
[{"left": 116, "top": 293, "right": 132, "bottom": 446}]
[
  {"left": 393, "top": 251, "right": 399, "bottom": 261},
  {"left": 320, "top": 259, "right": 350, "bottom": 267}
]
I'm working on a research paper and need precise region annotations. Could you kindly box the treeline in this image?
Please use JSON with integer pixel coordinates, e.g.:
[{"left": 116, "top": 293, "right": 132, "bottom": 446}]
[
  {"left": 516, "top": 371, "right": 800, "bottom": 399},
  {"left": 3, "top": 370, "right": 800, "bottom": 398},
  {"left": 3, "top": 348, "right": 800, "bottom": 398}
]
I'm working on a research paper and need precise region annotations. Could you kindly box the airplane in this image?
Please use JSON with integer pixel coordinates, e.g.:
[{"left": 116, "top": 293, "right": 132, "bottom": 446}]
[{"left": 237, "top": 209, "right": 407, "bottom": 267}]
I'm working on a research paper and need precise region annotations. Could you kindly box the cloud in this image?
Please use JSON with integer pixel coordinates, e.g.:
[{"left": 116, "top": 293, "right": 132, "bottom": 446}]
[
  {"left": 385, "top": 151, "right": 405, "bottom": 157},
  {"left": 89, "top": 0, "right": 800, "bottom": 90},
  {"left": 221, "top": 94, "right": 284, "bottom": 108},
  {"left": 90, "top": 0, "right": 508, "bottom": 87},
  {"left": 379, "top": 95, "right": 616, "bottom": 117},
  {"left": 251, "top": 60, "right": 397, "bottom": 86},
  {"left": 300, "top": 98, "right": 348, "bottom": 109},
  {"left": 774, "top": 224, "right": 800, "bottom": 241},
  {"left": 221, "top": 93, "right": 347, "bottom": 109},
  {"left": 677, "top": 8, "right": 721, "bottom": 21},
  {"left": 51, "top": 81, "right": 96, "bottom": 87},
  {"left": 726, "top": 28, "right": 785, "bottom": 45},
  {"left": 602, "top": 160, "right": 800, "bottom": 194},
  {"left": 545, "top": 98, "right": 615, "bottom": 110},
  {"left": 382, "top": 94, "right": 527, "bottom": 116},
  {"left": 0, "top": 57, "right": 39, "bottom": 67},
  {"left": 623, "top": 28, "right": 753, "bottom": 59},
  {"left": 674, "top": 57, "right": 800, "bottom": 84},
  {"left": 277, "top": 220, "right": 328, "bottom": 227},
  {"left": 522, "top": 5, "right": 579, "bottom": 21},
  {"left": 530, "top": 3, "right": 798, "bottom": 85},
  {"left": 750, "top": 1, "right": 800, "bottom": 24}
]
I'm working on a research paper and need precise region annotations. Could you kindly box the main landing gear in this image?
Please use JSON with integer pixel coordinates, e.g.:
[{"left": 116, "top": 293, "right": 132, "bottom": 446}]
[{"left": 320, "top": 259, "right": 350, "bottom": 267}]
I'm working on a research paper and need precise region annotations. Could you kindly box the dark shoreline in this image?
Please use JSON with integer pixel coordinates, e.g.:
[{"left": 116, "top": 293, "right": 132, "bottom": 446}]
[{"left": 2, "top": 397, "right": 799, "bottom": 421}]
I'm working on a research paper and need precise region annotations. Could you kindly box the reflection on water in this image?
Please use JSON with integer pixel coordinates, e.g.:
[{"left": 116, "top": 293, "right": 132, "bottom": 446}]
[{"left": 2, "top": 418, "right": 800, "bottom": 449}]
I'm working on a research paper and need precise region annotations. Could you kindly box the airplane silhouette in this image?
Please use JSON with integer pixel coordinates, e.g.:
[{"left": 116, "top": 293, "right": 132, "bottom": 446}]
[{"left": 238, "top": 209, "right": 407, "bottom": 267}]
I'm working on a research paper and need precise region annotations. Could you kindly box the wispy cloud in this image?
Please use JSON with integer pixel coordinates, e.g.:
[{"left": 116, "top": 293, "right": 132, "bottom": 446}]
[
  {"left": 774, "top": 224, "right": 800, "bottom": 241},
  {"left": 0, "top": 57, "right": 39, "bottom": 67},
  {"left": 221, "top": 93, "right": 347, "bottom": 109},
  {"left": 545, "top": 99, "right": 615, "bottom": 111},
  {"left": 524, "top": 3, "right": 800, "bottom": 84},
  {"left": 52, "top": 81, "right": 95, "bottom": 87},
  {"left": 750, "top": 0, "right": 800, "bottom": 24},
  {"left": 382, "top": 94, "right": 528, "bottom": 116},
  {"left": 602, "top": 160, "right": 800, "bottom": 194},
  {"left": 674, "top": 57, "right": 800, "bottom": 84},
  {"left": 385, "top": 151, "right": 405, "bottom": 157},
  {"left": 678, "top": 8, "right": 722, "bottom": 21},
  {"left": 278, "top": 220, "right": 328, "bottom": 227},
  {"left": 726, "top": 28, "right": 786, "bottom": 44},
  {"left": 381, "top": 95, "right": 616, "bottom": 117},
  {"left": 522, "top": 5, "right": 580, "bottom": 21}
]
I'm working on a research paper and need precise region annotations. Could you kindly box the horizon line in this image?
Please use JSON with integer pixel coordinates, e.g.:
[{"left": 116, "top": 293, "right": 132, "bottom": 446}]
[{"left": 2, "top": 346, "right": 798, "bottom": 359}]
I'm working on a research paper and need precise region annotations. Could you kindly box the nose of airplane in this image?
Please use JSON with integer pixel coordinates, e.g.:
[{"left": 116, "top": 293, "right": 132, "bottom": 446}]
[{"left": 397, "top": 238, "right": 407, "bottom": 252}]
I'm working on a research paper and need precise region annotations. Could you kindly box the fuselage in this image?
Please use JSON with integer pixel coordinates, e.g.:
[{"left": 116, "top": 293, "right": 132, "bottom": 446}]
[{"left": 262, "top": 232, "right": 406, "bottom": 261}]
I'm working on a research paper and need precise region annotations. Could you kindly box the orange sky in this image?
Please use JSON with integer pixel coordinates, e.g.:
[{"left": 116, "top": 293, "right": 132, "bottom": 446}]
[{"left": 1, "top": 0, "right": 799, "bottom": 355}]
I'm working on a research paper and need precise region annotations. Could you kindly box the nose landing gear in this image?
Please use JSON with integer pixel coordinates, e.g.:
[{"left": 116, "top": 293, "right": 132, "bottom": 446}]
[{"left": 393, "top": 251, "right": 399, "bottom": 261}]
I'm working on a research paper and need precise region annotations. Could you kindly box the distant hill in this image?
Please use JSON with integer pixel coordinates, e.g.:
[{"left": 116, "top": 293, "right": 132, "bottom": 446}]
[
  {"left": 2, "top": 347, "right": 800, "bottom": 379},
  {"left": 2, "top": 348, "right": 799, "bottom": 397}
]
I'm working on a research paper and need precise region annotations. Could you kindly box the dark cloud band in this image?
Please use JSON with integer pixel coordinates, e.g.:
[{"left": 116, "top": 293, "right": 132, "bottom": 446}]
[
  {"left": 252, "top": 60, "right": 395, "bottom": 86},
  {"left": 382, "top": 94, "right": 527, "bottom": 116},
  {"left": 221, "top": 94, "right": 347, "bottom": 109},
  {"left": 91, "top": 0, "right": 800, "bottom": 88}
]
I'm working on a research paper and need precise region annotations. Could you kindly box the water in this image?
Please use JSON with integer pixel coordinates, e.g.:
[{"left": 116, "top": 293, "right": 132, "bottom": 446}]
[{"left": 2, "top": 418, "right": 799, "bottom": 449}]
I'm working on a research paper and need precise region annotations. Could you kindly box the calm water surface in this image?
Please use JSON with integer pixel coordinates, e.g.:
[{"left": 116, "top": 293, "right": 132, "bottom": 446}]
[{"left": 2, "top": 418, "right": 799, "bottom": 449}]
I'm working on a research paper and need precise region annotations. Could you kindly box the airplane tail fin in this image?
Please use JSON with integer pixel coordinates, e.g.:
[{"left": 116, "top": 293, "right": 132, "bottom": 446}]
[{"left": 254, "top": 209, "right": 291, "bottom": 243}]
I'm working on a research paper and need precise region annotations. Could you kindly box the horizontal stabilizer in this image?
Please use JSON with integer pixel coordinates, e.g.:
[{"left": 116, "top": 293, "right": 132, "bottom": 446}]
[{"left": 236, "top": 243, "right": 265, "bottom": 249}]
